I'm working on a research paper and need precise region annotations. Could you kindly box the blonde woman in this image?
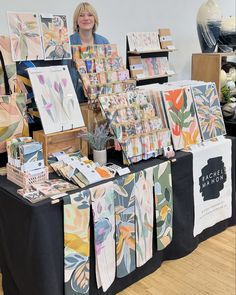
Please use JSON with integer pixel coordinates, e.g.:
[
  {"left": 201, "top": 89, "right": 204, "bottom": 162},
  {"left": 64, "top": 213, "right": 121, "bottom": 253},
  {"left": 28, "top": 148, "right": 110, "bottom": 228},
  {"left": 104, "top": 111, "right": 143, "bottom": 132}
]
[
  {"left": 69, "top": 2, "right": 109, "bottom": 102},
  {"left": 71, "top": 2, "right": 109, "bottom": 45}
]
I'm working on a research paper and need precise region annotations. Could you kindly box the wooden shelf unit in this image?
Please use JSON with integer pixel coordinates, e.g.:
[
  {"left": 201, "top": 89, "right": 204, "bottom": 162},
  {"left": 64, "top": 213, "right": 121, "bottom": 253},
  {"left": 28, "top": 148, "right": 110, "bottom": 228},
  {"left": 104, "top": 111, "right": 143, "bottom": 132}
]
[
  {"left": 126, "top": 37, "right": 175, "bottom": 86},
  {"left": 192, "top": 52, "right": 236, "bottom": 99}
]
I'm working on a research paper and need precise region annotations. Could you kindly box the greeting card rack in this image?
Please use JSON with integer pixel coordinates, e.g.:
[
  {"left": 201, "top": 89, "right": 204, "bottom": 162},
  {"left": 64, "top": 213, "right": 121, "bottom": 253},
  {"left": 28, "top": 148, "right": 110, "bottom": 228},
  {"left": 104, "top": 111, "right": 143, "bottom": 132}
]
[
  {"left": 33, "top": 127, "right": 88, "bottom": 168},
  {"left": 126, "top": 37, "right": 175, "bottom": 86}
]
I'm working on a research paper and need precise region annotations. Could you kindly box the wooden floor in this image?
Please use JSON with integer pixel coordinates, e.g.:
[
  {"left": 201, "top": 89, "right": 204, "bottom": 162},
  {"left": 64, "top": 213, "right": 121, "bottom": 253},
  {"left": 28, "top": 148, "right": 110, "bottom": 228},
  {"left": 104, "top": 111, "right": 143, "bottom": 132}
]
[{"left": 0, "top": 226, "right": 235, "bottom": 295}]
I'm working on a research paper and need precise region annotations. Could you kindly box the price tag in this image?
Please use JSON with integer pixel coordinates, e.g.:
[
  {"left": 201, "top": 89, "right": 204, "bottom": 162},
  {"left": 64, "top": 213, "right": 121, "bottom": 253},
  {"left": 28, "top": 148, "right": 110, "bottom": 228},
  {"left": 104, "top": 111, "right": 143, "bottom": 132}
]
[{"left": 117, "top": 167, "right": 131, "bottom": 176}]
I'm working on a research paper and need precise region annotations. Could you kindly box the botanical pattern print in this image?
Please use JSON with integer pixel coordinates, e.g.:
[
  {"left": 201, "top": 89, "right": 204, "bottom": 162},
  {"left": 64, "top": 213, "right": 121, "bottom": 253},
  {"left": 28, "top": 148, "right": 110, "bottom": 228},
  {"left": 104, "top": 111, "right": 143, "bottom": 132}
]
[
  {"left": 91, "top": 181, "right": 116, "bottom": 292},
  {"left": 0, "top": 93, "right": 28, "bottom": 153},
  {"left": 135, "top": 167, "right": 154, "bottom": 267},
  {"left": 40, "top": 14, "right": 71, "bottom": 60},
  {"left": 114, "top": 174, "right": 136, "bottom": 278},
  {"left": 0, "top": 35, "right": 17, "bottom": 94},
  {"left": 28, "top": 66, "right": 84, "bottom": 134},
  {"left": 64, "top": 191, "right": 90, "bottom": 295},
  {"left": 191, "top": 83, "right": 226, "bottom": 140},
  {"left": 7, "top": 12, "right": 44, "bottom": 61},
  {"left": 162, "top": 86, "right": 201, "bottom": 150},
  {"left": 153, "top": 162, "right": 173, "bottom": 250}
]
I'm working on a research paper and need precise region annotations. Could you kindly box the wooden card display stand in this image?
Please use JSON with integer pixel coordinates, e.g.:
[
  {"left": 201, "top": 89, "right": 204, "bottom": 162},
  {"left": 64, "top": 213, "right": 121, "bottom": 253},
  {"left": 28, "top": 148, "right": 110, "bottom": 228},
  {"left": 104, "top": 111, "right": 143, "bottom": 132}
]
[
  {"left": 33, "top": 127, "right": 88, "bottom": 168},
  {"left": 80, "top": 102, "right": 105, "bottom": 131}
]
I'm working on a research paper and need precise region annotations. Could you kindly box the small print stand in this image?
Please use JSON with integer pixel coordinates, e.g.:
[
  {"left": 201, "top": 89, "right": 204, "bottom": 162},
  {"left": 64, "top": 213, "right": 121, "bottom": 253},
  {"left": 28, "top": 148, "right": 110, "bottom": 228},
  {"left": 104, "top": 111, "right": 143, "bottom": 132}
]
[{"left": 33, "top": 126, "right": 88, "bottom": 168}]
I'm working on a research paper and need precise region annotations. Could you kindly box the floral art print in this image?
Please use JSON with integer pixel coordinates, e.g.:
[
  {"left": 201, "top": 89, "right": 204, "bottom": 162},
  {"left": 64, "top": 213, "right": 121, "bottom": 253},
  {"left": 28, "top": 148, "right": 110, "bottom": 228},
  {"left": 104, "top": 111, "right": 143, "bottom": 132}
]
[{"left": 7, "top": 12, "right": 44, "bottom": 61}]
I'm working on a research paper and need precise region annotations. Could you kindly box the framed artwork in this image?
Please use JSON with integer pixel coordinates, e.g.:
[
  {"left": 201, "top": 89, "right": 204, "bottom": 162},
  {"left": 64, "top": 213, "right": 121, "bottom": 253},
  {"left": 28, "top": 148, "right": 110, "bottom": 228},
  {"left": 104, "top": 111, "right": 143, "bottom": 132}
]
[
  {"left": 40, "top": 14, "right": 71, "bottom": 60},
  {"left": 162, "top": 86, "right": 201, "bottom": 150},
  {"left": 28, "top": 65, "right": 84, "bottom": 134},
  {"left": 191, "top": 82, "right": 226, "bottom": 140},
  {"left": 7, "top": 12, "right": 44, "bottom": 61}
]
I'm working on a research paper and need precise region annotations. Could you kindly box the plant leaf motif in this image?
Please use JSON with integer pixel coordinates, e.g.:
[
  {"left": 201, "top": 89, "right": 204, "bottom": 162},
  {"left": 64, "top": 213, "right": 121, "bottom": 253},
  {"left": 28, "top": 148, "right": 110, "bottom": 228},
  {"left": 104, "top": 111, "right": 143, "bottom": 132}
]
[
  {"left": 20, "top": 33, "right": 28, "bottom": 60},
  {"left": 71, "top": 260, "right": 89, "bottom": 293},
  {"left": 15, "top": 94, "right": 26, "bottom": 115},
  {"left": 0, "top": 121, "right": 20, "bottom": 141}
]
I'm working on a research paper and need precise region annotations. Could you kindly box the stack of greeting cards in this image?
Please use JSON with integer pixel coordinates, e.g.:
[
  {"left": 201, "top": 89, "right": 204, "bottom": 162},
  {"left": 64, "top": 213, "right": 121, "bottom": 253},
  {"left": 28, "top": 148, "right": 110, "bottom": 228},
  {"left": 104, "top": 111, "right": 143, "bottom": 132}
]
[
  {"left": 17, "top": 178, "right": 78, "bottom": 203},
  {"left": 50, "top": 151, "right": 114, "bottom": 187},
  {"left": 7, "top": 137, "right": 44, "bottom": 172},
  {"left": 72, "top": 44, "right": 136, "bottom": 109},
  {"left": 128, "top": 56, "right": 174, "bottom": 79},
  {"left": 99, "top": 89, "right": 171, "bottom": 164},
  {"left": 127, "top": 32, "right": 161, "bottom": 52}
]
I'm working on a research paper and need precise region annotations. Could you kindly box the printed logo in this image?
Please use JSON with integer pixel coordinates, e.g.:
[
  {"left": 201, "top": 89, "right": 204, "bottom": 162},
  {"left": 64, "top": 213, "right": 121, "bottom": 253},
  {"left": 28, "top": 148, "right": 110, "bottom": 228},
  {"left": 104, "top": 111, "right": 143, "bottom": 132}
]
[{"left": 199, "top": 156, "right": 227, "bottom": 201}]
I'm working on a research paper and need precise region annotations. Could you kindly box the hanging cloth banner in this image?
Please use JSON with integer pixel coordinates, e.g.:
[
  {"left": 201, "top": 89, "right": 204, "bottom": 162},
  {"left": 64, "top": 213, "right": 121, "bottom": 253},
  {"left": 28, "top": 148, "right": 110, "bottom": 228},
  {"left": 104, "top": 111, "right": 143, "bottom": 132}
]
[
  {"left": 191, "top": 138, "right": 232, "bottom": 237},
  {"left": 114, "top": 173, "right": 136, "bottom": 278},
  {"left": 153, "top": 161, "right": 173, "bottom": 250},
  {"left": 64, "top": 190, "right": 90, "bottom": 295},
  {"left": 91, "top": 181, "right": 116, "bottom": 292},
  {"left": 135, "top": 166, "right": 154, "bottom": 267}
]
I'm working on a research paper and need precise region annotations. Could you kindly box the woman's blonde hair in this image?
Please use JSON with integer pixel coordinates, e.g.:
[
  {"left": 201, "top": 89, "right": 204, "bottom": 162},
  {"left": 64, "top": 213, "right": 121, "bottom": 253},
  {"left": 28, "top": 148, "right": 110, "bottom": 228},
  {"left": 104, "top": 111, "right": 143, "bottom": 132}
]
[{"left": 73, "top": 2, "right": 99, "bottom": 33}]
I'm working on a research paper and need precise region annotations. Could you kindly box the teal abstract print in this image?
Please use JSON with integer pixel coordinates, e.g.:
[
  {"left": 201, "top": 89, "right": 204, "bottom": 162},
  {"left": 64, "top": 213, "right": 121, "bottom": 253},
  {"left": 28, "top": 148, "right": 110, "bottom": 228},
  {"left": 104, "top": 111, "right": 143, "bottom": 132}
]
[
  {"left": 191, "top": 82, "right": 226, "bottom": 140},
  {"left": 91, "top": 181, "right": 116, "bottom": 292},
  {"left": 153, "top": 161, "right": 173, "bottom": 250},
  {"left": 64, "top": 190, "right": 90, "bottom": 295},
  {"left": 114, "top": 174, "right": 136, "bottom": 278},
  {"left": 135, "top": 166, "right": 154, "bottom": 267}
]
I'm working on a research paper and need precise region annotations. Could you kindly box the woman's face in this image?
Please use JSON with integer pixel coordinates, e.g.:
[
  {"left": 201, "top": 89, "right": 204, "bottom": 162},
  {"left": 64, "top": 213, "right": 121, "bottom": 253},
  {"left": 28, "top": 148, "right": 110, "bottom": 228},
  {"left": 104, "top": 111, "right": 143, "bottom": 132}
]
[{"left": 77, "top": 10, "right": 95, "bottom": 32}]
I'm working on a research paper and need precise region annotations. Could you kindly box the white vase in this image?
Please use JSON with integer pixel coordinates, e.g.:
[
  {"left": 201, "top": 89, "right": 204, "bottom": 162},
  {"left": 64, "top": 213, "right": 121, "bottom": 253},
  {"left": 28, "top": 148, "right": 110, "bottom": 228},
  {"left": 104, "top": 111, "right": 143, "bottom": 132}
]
[
  {"left": 93, "top": 149, "right": 107, "bottom": 165},
  {"left": 197, "top": 0, "right": 222, "bottom": 52}
]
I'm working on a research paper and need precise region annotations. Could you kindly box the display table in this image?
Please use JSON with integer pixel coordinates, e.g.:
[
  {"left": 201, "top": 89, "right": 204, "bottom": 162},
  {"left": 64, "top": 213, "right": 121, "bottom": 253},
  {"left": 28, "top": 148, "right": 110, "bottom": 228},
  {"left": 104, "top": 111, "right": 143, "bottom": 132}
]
[
  {"left": 225, "top": 120, "right": 236, "bottom": 137},
  {"left": 0, "top": 138, "right": 235, "bottom": 295}
]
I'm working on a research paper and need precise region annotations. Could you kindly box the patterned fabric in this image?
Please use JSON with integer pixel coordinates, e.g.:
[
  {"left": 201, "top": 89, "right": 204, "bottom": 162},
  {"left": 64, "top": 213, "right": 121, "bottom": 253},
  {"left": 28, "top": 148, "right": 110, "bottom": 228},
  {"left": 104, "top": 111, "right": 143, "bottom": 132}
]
[
  {"left": 135, "top": 166, "right": 154, "bottom": 267},
  {"left": 153, "top": 161, "right": 173, "bottom": 250},
  {"left": 0, "top": 93, "right": 28, "bottom": 153},
  {"left": 114, "top": 174, "right": 136, "bottom": 278},
  {"left": 64, "top": 190, "right": 90, "bottom": 295},
  {"left": 0, "top": 36, "right": 17, "bottom": 95},
  {"left": 91, "top": 181, "right": 116, "bottom": 292}
]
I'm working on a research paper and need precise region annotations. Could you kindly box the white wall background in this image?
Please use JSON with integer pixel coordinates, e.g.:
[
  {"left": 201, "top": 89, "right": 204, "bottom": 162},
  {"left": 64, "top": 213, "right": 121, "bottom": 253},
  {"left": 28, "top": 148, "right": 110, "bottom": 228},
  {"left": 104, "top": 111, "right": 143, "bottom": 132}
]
[{"left": 0, "top": 0, "right": 235, "bottom": 80}]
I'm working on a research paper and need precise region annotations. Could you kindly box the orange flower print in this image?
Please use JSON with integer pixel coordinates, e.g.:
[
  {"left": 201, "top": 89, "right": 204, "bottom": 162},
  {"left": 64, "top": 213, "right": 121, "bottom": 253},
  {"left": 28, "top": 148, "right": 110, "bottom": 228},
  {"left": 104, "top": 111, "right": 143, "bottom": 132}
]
[
  {"left": 166, "top": 89, "right": 183, "bottom": 111},
  {"left": 172, "top": 124, "right": 181, "bottom": 136}
]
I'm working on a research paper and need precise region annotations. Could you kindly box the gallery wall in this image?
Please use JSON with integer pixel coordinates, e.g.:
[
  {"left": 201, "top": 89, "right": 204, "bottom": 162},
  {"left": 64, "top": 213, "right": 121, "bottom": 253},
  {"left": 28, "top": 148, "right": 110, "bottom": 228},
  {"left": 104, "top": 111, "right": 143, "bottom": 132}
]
[{"left": 0, "top": 0, "right": 235, "bottom": 80}]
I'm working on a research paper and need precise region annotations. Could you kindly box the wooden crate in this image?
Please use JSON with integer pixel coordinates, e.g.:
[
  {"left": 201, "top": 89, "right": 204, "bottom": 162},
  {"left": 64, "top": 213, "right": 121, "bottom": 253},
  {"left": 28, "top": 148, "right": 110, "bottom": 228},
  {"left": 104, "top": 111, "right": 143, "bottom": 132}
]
[{"left": 33, "top": 127, "right": 88, "bottom": 167}]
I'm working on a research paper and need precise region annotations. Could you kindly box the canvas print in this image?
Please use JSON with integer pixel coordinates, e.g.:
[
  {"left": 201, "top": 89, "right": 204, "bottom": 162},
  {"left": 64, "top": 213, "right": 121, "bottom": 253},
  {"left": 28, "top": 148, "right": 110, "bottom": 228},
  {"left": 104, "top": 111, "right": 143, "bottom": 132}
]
[
  {"left": 162, "top": 86, "right": 201, "bottom": 150},
  {"left": 40, "top": 14, "right": 71, "bottom": 60},
  {"left": 0, "top": 35, "right": 17, "bottom": 94},
  {"left": 191, "top": 82, "right": 226, "bottom": 140},
  {"left": 7, "top": 12, "right": 44, "bottom": 61},
  {"left": 28, "top": 65, "right": 84, "bottom": 134}
]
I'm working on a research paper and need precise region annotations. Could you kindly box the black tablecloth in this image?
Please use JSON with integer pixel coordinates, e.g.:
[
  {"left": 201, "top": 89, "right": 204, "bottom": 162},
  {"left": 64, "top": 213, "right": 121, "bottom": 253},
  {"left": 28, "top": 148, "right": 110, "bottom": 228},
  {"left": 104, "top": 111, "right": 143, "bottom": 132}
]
[{"left": 0, "top": 138, "right": 235, "bottom": 295}]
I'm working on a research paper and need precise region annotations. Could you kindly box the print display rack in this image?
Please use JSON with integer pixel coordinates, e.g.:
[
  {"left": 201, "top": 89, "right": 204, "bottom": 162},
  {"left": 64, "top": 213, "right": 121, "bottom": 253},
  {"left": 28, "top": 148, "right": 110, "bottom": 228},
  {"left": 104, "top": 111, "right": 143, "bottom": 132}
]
[{"left": 126, "top": 35, "right": 175, "bottom": 87}]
